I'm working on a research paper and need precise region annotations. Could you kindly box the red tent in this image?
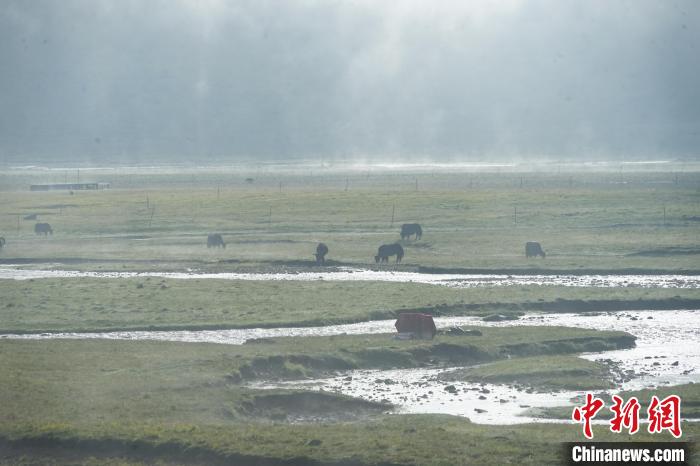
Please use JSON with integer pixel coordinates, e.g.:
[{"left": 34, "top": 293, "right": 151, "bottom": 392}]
[{"left": 394, "top": 313, "right": 437, "bottom": 339}]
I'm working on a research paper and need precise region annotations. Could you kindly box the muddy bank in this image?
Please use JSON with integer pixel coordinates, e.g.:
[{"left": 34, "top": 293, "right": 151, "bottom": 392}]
[
  {"left": 627, "top": 247, "right": 700, "bottom": 257},
  {"left": 0, "top": 316, "right": 478, "bottom": 340},
  {"left": 437, "top": 355, "right": 617, "bottom": 391},
  {"left": 2, "top": 258, "right": 700, "bottom": 277},
  {"left": 231, "top": 335, "right": 635, "bottom": 383},
  {"left": 236, "top": 391, "right": 390, "bottom": 422},
  {"left": 0, "top": 257, "right": 350, "bottom": 274}
]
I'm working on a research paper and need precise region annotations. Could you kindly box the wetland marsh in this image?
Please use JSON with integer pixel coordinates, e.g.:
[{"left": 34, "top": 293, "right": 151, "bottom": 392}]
[{"left": 1, "top": 165, "right": 698, "bottom": 465}]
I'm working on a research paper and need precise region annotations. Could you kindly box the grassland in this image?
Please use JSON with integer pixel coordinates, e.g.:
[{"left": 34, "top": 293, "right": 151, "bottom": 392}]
[
  {"left": 0, "top": 326, "right": 636, "bottom": 390},
  {"left": 1, "top": 278, "right": 698, "bottom": 333},
  {"left": 0, "top": 329, "right": 679, "bottom": 466},
  {"left": 438, "top": 355, "right": 616, "bottom": 391},
  {"left": 0, "top": 166, "right": 699, "bottom": 273},
  {"left": 1, "top": 165, "right": 698, "bottom": 464},
  {"left": 3, "top": 415, "right": 696, "bottom": 466}
]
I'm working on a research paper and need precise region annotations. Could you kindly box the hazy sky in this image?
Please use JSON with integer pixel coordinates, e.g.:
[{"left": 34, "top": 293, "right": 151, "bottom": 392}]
[{"left": 1, "top": 0, "right": 698, "bottom": 163}]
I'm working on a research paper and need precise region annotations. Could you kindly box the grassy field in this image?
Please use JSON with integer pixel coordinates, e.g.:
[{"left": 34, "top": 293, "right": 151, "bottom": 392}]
[
  {"left": 0, "top": 330, "right": 681, "bottom": 466},
  {"left": 1, "top": 278, "right": 698, "bottom": 333},
  {"left": 1, "top": 165, "right": 698, "bottom": 464},
  {"left": 0, "top": 166, "right": 699, "bottom": 272},
  {"left": 438, "top": 355, "right": 616, "bottom": 391},
  {"left": 0, "top": 326, "right": 636, "bottom": 389},
  {"left": 3, "top": 415, "right": 696, "bottom": 466}
]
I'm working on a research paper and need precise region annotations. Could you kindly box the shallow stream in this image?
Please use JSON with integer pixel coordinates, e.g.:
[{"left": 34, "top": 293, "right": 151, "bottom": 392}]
[
  {"left": 3, "top": 310, "right": 698, "bottom": 424},
  {"left": 249, "top": 310, "right": 700, "bottom": 424},
  {"left": 2, "top": 265, "right": 698, "bottom": 423},
  {"left": 1, "top": 266, "right": 698, "bottom": 288}
]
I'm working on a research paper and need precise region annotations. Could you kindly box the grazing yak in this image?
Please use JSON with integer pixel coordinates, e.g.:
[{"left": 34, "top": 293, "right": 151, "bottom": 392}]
[
  {"left": 34, "top": 223, "right": 52, "bottom": 236},
  {"left": 525, "top": 241, "right": 545, "bottom": 258},
  {"left": 375, "top": 243, "right": 404, "bottom": 263},
  {"left": 207, "top": 234, "right": 226, "bottom": 248},
  {"left": 400, "top": 223, "right": 422, "bottom": 240},
  {"left": 314, "top": 243, "right": 329, "bottom": 265}
]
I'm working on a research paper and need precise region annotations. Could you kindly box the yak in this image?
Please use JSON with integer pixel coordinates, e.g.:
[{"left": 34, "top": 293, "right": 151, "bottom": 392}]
[
  {"left": 525, "top": 241, "right": 545, "bottom": 258},
  {"left": 314, "top": 243, "right": 329, "bottom": 265},
  {"left": 375, "top": 243, "right": 404, "bottom": 264},
  {"left": 400, "top": 223, "right": 422, "bottom": 240},
  {"left": 207, "top": 234, "right": 226, "bottom": 248},
  {"left": 34, "top": 223, "right": 53, "bottom": 236}
]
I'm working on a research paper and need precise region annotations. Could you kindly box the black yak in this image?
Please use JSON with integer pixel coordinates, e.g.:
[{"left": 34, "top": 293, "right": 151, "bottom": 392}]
[
  {"left": 525, "top": 241, "right": 545, "bottom": 258},
  {"left": 207, "top": 234, "right": 226, "bottom": 248},
  {"left": 34, "top": 223, "right": 52, "bottom": 236},
  {"left": 400, "top": 223, "right": 422, "bottom": 240},
  {"left": 375, "top": 243, "right": 404, "bottom": 263},
  {"left": 314, "top": 243, "right": 329, "bottom": 265}
]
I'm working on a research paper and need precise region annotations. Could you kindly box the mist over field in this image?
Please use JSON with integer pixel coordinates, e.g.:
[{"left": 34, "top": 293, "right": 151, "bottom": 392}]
[{"left": 0, "top": 0, "right": 698, "bottom": 165}]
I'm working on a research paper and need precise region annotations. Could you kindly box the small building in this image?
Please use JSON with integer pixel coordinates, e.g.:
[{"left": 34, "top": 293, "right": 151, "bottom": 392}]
[
  {"left": 395, "top": 313, "right": 437, "bottom": 340},
  {"left": 30, "top": 183, "right": 110, "bottom": 191}
]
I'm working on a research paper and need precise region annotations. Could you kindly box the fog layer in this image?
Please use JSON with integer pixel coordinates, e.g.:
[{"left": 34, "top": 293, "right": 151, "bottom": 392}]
[{"left": 1, "top": 0, "right": 698, "bottom": 163}]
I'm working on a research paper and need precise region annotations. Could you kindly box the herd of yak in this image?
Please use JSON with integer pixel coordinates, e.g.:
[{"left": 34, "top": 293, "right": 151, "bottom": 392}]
[
  {"left": 0, "top": 221, "right": 546, "bottom": 263},
  {"left": 207, "top": 222, "right": 546, "bottom": 265},
  {"left": 205, "top": 223, "right": 426, "bottom": 264}
]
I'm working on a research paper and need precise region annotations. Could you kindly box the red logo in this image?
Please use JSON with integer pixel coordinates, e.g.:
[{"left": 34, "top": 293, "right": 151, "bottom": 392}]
[
  {"left": 572, "top": 393, "right": 605, "bottom": 439},
  {"left": 609, "top": 395, "right": 640, "bottom": 435},
  {"left": 647, "top": 395, "right": 682, "bottom": 438},
  {"left": 572, "top": 393, "right": 682, "bottom": 439}
]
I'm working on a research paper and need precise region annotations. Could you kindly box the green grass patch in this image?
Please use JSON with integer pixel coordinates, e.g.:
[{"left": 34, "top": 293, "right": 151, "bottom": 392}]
[
  {"left": 0, "top": 327, "right": 634, "bottom": 428},
  {"left": 0, "top": 332, "right": 692, "bottom": 465},
  {"left": 439, "top": 355, "right": 614, "bottom": 391},
  {"left": 0, "top": 278, "right": 697, "bottom": 333},
  {"left": 1, "top": 168, "right": 699, "bottom": 272},
  {"left": 2, "top": 415, "right": 696, "bottom": 466}
]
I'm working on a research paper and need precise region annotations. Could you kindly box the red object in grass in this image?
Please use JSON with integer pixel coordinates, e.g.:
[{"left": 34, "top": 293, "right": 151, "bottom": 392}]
[{"left": 395, "top": 313, "right": 437, "bottom": 339}]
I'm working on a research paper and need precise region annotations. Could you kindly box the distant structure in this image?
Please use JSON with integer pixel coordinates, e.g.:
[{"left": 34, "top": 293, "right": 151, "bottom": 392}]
[{"left": 30, "top": 183, "right": 110, "bottom": 191}]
